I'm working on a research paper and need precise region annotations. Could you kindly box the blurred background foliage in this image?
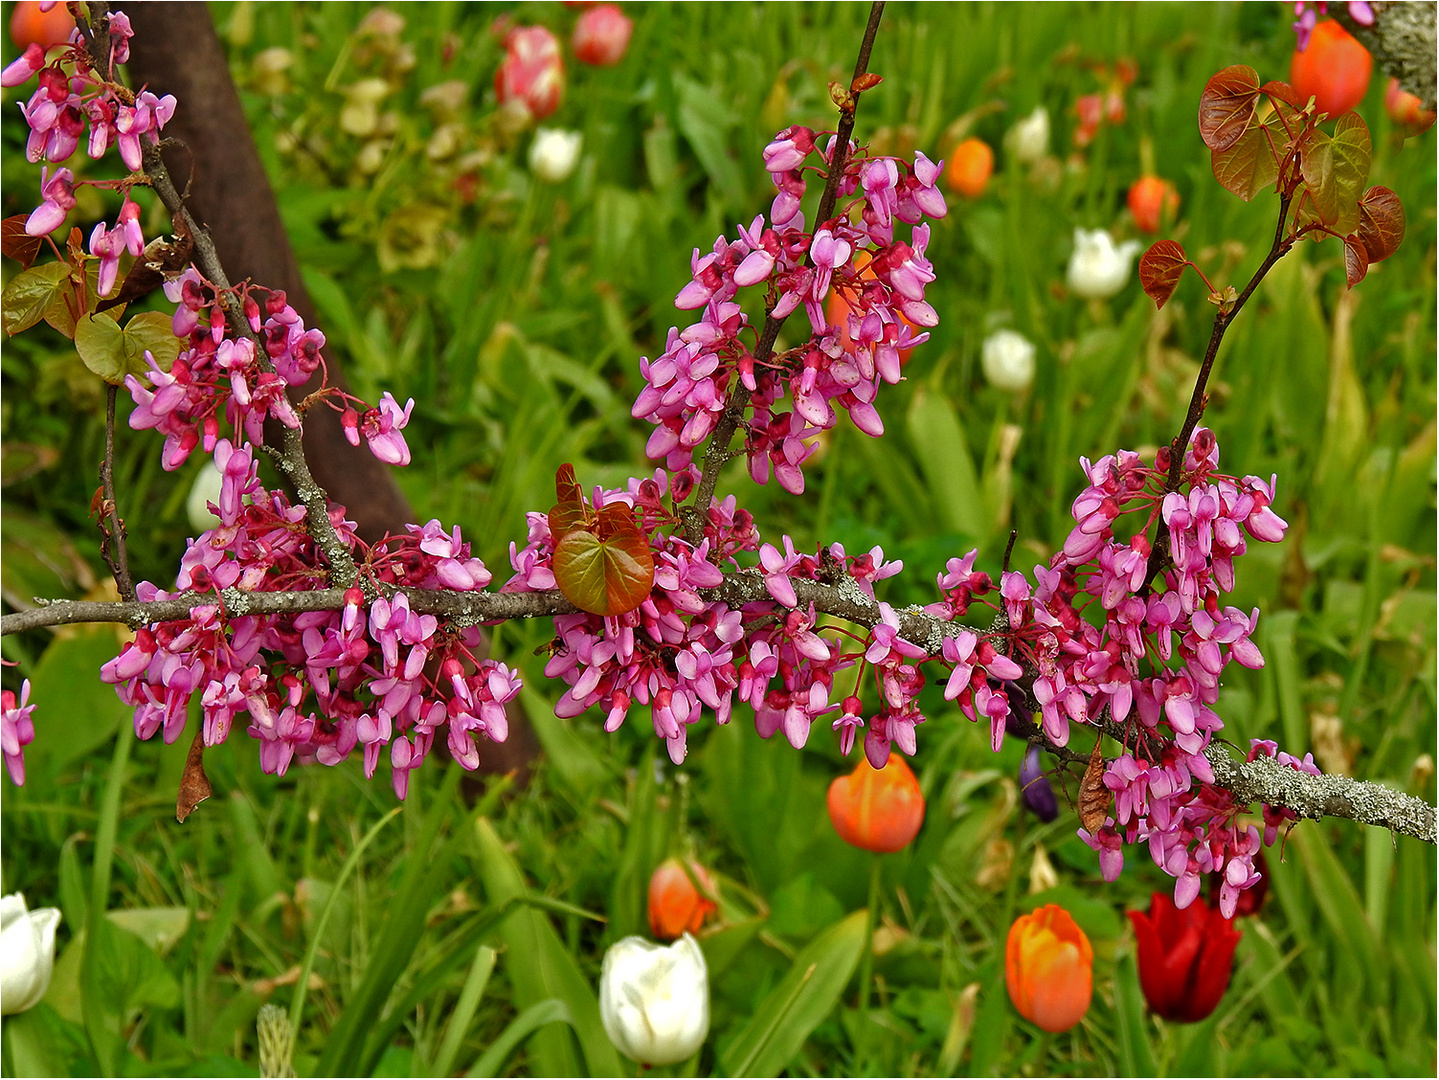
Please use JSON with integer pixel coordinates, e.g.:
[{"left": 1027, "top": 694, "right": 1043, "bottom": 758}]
[{"left": 1, "top": 2, "right": 1434, "bottom": 1076}]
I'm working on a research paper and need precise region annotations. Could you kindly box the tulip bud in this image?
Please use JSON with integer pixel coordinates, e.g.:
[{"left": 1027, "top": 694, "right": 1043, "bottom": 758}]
[
  {"left": 981, "top": 328, "right": 1037, "bottom": 393},
  {"left": 1, "top": 893, "right": 61, "bottom": 1015},
  {"left": 496, "top": 26, "right": 564, "bottom": 121},
  {"left": 1005, "top": 904, "right": 1092, "bottom": 1032},
  {"left": 1018, "top": 744, "right": 1058, "bottom": 821},
  {"left": 1385, "top": 77, "right": 1436, "bottom": 136},
  {"left": 647, "top": 857, "right": 717, "bottom": 941},
  {"left": 1127, "top": 175, "right": 1180, "bottom": 234},
  {"left": 944, "top": 137, "right": 993, "bottom": 198},
  {"left": 187, "top": 460, "right": 224, "bottom": 534},
  {"left": 1128, "top": 892, "right": 1241, "bottom": 1022},
  {"left": 1004, "top": 106, "right": 1050, "bottom": 164},
  {"left": 599, "top": 934, "right": 709, "bottom": 1066},
  {"left": 827, "top": 752, "right": 925, "bottom": 853},
  {"left": 572, "top": 4, "right": 632, "bottom": 67},
  {"left": 1066, "top": 228, "right": 1140, "bottom": 299},
  {"left": 528, "top": 127, "right": 583, "bottom": 182}
]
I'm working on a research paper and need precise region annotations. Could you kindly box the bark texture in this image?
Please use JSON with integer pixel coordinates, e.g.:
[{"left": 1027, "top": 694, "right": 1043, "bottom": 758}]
[{"left": 1331, "top": 1, "right": 1437, "bottom": 112}]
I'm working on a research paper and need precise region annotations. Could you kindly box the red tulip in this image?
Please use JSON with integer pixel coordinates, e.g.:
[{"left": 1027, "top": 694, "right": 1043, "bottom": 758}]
[
  {"left": 1127, "top": 176, "right": 1180, "bottom": 234},
  {"left": 1128, "top": 892, "right": 1241, "bottom": 1023},
  {"left": 647, "top": 857, "right": 717, "bottom": 941},
  {"left": 1290, "top": 19, "right": 1371, "bottom": 118},
  {"left": 1006, "top": 904, "right": 1093, "bottom": 1032},
  {"left": 827, "top": 752, "right": 925, "bottom": 853},
  {"left": 495, "top": 26, "right": 564, "bottom": 120},
  {"left": 572, "top": 4, "right": 632, "bottom": 67}
]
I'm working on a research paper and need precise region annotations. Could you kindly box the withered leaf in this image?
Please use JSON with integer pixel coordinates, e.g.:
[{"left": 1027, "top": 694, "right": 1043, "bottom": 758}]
[
  {"left": 177, "top": 728, "right": 213, "bottom": 823},
  {"left": 1077, "top": 737, "right": 1111, "bottom": 832}
]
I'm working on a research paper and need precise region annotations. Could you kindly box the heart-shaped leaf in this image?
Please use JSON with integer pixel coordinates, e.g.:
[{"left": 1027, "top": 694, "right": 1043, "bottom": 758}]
[
  {"left": 548, "top": 463, "right": 593, "bottom": 542},
  {"left": 553, "top": 512, "right": 655, "bottom": 617},
  {"left": 1299, "top": 112, "right": 1371, "bottom": 233},
  {"left": 74, "top": 310, "right": 181, "bottom": 384},
  {"left": 1199, "top": 65, "right": 1261, "bottom": 151},
  {"left": 1211, "top": 123, "right": 1279, "bottom": 202},
  {"left": 1, "top": 261, "right": 66, "bottom": 337},
  {"left": 1, "top": 215, "right": 43, "bottom": 269},
  {"left": 1138, "top": 240, "right": 1189, "bottom": 309},
  {"left": 1259, "top": 80, "right": 1306, "bottom": 110},
  {"left": 1342, "top": 235, "right": 1369, "bottom": 289},
  {"left": 1355, "top": 185, "right": 1405, "bottom": 263}
]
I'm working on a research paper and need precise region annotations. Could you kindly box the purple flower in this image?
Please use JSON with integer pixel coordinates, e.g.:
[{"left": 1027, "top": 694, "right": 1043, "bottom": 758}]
[
  {"left": 1019, "top": 745, "right": 1058, "bottom": 821},
  {"left": 24, "top": 165, "right": 75, "bottom": 235},
  {"left": 1, "top": 680, "right": 37, "bottom": 785}
]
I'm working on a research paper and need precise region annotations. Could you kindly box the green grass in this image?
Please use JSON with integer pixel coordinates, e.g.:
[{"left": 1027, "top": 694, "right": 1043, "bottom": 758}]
[{"left": 1, "top": 2, "right": 1434, "bottom": 1076}]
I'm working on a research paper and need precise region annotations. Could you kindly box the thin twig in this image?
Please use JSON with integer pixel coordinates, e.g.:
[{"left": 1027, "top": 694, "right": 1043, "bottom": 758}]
[{"left": 98, "top": 384, "right": 135, "bottom": 602}]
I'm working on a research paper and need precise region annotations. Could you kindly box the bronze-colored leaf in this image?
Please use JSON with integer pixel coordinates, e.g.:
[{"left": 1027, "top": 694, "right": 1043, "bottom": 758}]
[
  {"left": 1356, "top": 185, "right": 1405, "bottom": 264},
  {"left": 1077, "top": 738, "right": 1110, "bottom": 832},
  {"left": 1343, "top": 234, "right": 1369, "bottom": 289},
  {"left": 1198, "top": 64, "right": 1261, "bottom": 152},
  {"left": 851, "top": 72, "right": 883, "bottom": 94},
  {"left": 177, "top": 728, "right": 212, "bottom": 823},
  {"left": 1259, "top": 79, "right": 1305, "bottom": 110},
  {"left": 1297, "top": 112, "right": 1371, "bottom": 233},
  {"left": 1, "top": 215, "right": 43, "bottom": 269},
  {"left": 1210, "top": 123, "right": 1280, "bottom": 202},
  {"left": 1138, "top": 240, "right": 1189, "bottom": 309}
]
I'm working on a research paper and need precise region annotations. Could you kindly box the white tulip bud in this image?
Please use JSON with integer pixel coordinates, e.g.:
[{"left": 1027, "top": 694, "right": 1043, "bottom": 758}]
[
  {"left": 528, "top": 128, "right": 583, "bottom": 183},
  {"left": 982, "top": 329, "right": 1037, "bottom": 393},
  {"left": 1066, "top": 228, "right": 1141, "bottom": 300},
  {"left": 1, "top": 893, "right": 61, "bottom": 1016},
  {"left": 599, "top": 934, "right": 709, "bottom": 1066},
  {"left": 187, "top": 461, "right": 224, "bottom": 534},
  {"left": 1005, "top": 106, "right": 1050, "bottom": 165}
]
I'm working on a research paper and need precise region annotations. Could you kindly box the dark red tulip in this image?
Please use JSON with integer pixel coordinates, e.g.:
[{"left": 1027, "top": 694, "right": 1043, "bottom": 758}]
[{"left": 1128, "top": 892, "right": 1241, "bottom": 1022}]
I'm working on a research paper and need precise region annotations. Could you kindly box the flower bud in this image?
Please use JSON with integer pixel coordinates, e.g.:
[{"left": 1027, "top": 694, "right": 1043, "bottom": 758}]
[
  {"left": 1385, "top": 77, "right": 1436, "bottom": 136},
  {"left": 827, "top": 751, "right": 925, "bottom": 853},
  {"left": 528, "top": 127, "right": 582, "bottom": 182},
  {"left": 572, "top": 4, "right": 633, "bottom": 67},
  {"left": 647, "top": 857, "right": 717, "bottom": 941},
  {"left": 981, "top": 328, "right": 1037, "bottom": 393},
  {"left": 496, "top": 26, "right": 564, "bottom": 121},
  {"left": 1004, "top": 106, "right": 1050, "bottom": 164},
  {"left": 186, "top": 460, "right": 224, "bottom": 534},
  {"left": 1128, "top": 891, "right": 1240, "bottom": 1022},
  {"left": 1018, "top": 744, "right": 1058, "bottom": 821},
  {"left": 1066, "top": 228, "right": 1140, "bottom": 300},
  {"left": 1005, "top": 904, "right": 1092, "bottom": 1032},
  {"left": 944, "top": 137, "right": 993, "bottom": 198},
  {"left": 1, "top": 893, "right": 61, "bottom": 1015},
  {"left": 599, "top": 934, "right": 709, "bottom": 1066}
]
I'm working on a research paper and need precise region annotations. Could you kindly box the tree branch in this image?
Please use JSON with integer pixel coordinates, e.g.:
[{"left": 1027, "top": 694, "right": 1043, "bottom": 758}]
[{"left": 1329, "top": 1, "right": 1437, "bottom": 113}]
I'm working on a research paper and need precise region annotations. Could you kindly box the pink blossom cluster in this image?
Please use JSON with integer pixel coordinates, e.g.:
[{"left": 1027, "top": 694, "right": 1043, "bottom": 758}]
[
  {"left": 99, "top": 450, "right": 517, "bottom": 799},
  {"left": 1, "top": 680, "right": 36, "bottom": 785},
  {"left": 632, "top": 127, "right": 946, "bottom": 495},
  {"left": 3, "top": 12, "right": 176, "bottom": 242},
  {"left": 980, "top": 428, "right": 1291, "bottom": 916}
]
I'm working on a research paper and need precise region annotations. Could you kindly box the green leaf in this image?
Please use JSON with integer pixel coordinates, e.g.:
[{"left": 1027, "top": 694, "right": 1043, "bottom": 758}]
[
  {"left": 720, "top": 908, "right": 869, "bottom": 1077},
  {"left": 1210, "top": 122, "right": 1279, "bottom": 202},
  {"left": 43, "top": 262, "right": 100, "bottom": 339},
  {"left": 906, "top": 385, "right": 985, "bottom": 538},
  {"left": 552, "top": 510, "right": 655, "bottom": 616},
  {"left": 1113, "top": 952, "right": 1158, "bottom": 1076},
  {"left": 74, "top": 310, "right": 181, "bottom": 384},
  {"left": 464, "top": 999, "right": 574, "bottom": 1079},
  {"left": 1198, "top": 65, "right": 1261, "bottom": 151},
  {"left": 24, "top": 626, "right": 130, "bottom": 778},
  {"left": 1299, "top": 112, "right": 1371, "bottom": 233},
  {"left": 2, "top": 261, "right": 67, "bottom": 336},
  {"left": 431, "top": 946, "right": 497, "bottom": 1080},
  {"left": 470, "top": 817, "right": 623, "bottom": 1078}
]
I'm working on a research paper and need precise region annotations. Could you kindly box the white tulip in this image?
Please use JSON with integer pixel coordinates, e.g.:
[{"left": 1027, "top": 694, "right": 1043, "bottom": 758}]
[
  {"left": 529, "top": 128, "right": 583, "bottom": 183},
  {"left": 982, "top": 329, "right": 1037, "bottom": 393},
  {"left": 1066, "top": 228, "right": 1142, "bottom": 300},
  {"left": 187, "top": 461, "right": 224, "bottom": 534},
  {"left": 599, "top": 933, "right": 709, "bottom": 1066},
  {"left": 1005, "top": 106, "right": 1051, "bottom": 165},
  {"left": 1, "top": 893, "right": 61, "bottom": 1016}
]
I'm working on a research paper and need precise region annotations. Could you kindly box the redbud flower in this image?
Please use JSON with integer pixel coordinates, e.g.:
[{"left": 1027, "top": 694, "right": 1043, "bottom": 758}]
[
  {"left": 24, "top": 164, "right": 74, "bottom": 235},
  {"left": 827, "top": 751, "right": 925, "bottom": 853},
  {"left": 496, "top": 26, "right": 564, "bottom": 120},
  {"left": 1005, "top": 904, "right": 1093, "bottom": 1032},
  {"left": 1, "top": 893, "right": 61, "bottom": 1015},
  {"left": 1, "top": 680, "right": 36, "bottom": 785},
  {"left": 1128, "top": 891, "right": 1240, "bottom": 1022},
  {"left": 647, "top": 857, "right": 717, "bottom": 941},
  {"left": 572, "top": 4, "right": 632, "bottom": 67},
  {"left": 600, "top": 935, "right": 709, "bottom": 1066}
]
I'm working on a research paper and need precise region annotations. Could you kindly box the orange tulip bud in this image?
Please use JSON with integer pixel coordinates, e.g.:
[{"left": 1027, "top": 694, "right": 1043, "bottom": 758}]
[
  {"left": 1290, "top": 19, "right": 1371, "bottom": 118},
  {"left": 1005, "top": 904, "right": 1094, "bottom": 1033},
  {"left": 1385, "top": 77, "right": 1436, "bottom": 136},
  {"left": 647, "top": 857, "right": 717, "bottom": 941},
  {"left": 944, "top": 137, "right": 994, "bottom": 198},
  {"left": 825, "top": 250, "right": 918, "bottom": 364},
  {"left": 9, "top": 1, "right": 74, "bottom": 51},
  {"left": 826, "top": 752, "right": 925, "bottom": 853},
  {"left": 1127, "top": 176, "right": 1180, "bottom": 234}
]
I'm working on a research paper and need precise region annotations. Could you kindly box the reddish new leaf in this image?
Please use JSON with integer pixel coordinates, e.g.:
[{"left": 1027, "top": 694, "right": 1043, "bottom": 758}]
[
  {"left": 1138, "top": 240, "right": 1189, "bottom": 309},
  {"left": 1298, "top": 112, "right": 1370, "bottom": 233},
  {"left": 553, "top": 509, "right": 655, "bottom": 617},
  {"left": 1259, "top": 79, "right": 1305, "bottom": 110},
  {"left": 1, "top": 216, "right": 42, "bottom": 269},
  {"left": 1356, "top": 185, "right": 1405, "bottom": 264},
  {"left": 1199, "top": 65, "right": 1262, "bottom": 152},
  {"left": 1210, "top": 123, "right": 1279, "bottom": 202},
  {"left": 548, "top": 463, "right": 592, "bottom": 542},
  {"left": 1342, "top": 235, "right": 1369, "bottom": 289}
]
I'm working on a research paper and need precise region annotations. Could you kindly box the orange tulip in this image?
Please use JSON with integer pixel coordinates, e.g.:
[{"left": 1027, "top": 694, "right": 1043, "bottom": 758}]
[
  {"left": 825, "top": 251, "right": 918, "bottom": 364},
  {"left": 944, "top": 137, "right": 993, "bottom": 198},
  {"left": 1127, "top": 176, "right": 1180, "bottom": 234},
  {"left": 1290, "top": 19, "right": 1371, "bottom": 118},
  {"left": 9, "top": 1, "right": 74, "bottom": 51},
  {"left": 827, "top": 752, "right": 925, "bottom": 853},
  {"left": 1005, "top": 904, "right": 1093, "bottom": 1033},
  {"left": 1385, "top": 77, "right": 1436, "bottom": 136},
  {"left": 647, "top": 857, "right": 717, "bottom": 941}
]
